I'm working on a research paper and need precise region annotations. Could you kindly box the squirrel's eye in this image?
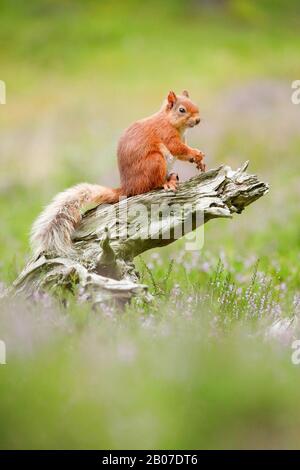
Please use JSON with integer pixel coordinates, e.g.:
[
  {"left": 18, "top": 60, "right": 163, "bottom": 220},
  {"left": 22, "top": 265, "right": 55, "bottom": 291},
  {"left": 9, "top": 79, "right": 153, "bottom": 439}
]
[{"left": 179, "top": 107, "right": 186, "bottom": 113}]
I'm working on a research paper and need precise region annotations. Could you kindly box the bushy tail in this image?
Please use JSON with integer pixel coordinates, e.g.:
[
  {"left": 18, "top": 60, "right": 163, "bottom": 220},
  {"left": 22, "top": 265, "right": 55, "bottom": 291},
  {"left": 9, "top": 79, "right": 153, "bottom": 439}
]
[{"left": 30, "top": 183, "right": 121, "bottom": 257}]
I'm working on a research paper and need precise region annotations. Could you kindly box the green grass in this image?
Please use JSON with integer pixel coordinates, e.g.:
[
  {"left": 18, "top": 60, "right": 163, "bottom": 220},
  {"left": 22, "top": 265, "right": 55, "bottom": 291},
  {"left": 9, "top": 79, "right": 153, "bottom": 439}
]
[
  {"left": 1, "top": 260, "right": 299, "bottom": 449},
  {"left": 0, "top": 0, "right": 300, "bottom": 449}
]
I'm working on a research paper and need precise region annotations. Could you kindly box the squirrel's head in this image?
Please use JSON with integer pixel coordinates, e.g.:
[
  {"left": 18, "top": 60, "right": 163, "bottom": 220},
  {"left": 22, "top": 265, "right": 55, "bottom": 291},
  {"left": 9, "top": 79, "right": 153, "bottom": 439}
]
[{"left": 163, "top": 90, "right": 201, "bottom": 130}]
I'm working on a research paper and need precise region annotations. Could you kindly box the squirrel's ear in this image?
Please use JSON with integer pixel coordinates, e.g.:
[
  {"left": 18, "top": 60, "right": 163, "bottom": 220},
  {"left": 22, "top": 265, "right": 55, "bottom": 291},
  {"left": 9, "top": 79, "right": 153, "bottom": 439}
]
[
  {"left": 182, "top": 90, "right": 190, "bottom": 98},
  {"left": 167, "top": 91, "right": 177, "bottom": 109}
]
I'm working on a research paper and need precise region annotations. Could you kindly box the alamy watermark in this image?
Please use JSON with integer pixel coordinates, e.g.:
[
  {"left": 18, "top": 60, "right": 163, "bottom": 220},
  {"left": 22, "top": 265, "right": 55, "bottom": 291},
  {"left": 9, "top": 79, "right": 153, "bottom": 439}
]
[
  {"left": 0, "top": 340, "right": 6, "bottom": 365},
  {"left": 98, "top": 198, "right": 205, "bottom": 251},
  {"left": 0, "top": 80, "right": 6, "bottom": 104},
  {"left": 291, "top": 80, "right": 300, "bottom": 105},
  {"left": 291, "top": 340, "right": 300, "bottom": 365}
]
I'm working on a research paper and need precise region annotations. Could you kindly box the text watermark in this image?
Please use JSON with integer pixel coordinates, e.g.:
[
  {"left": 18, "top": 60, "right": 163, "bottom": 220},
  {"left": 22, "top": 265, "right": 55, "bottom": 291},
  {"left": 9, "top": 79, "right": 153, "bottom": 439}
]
[
  {"left": 0, "top": 340, "right": 6, "bottom": 365},
  {"left": 291, "top": 340, "right": 300, "bottom": 365},
  {"left": 96, "top": 199, "right": 205, "bottom": 251},
  {"left": 291, "top": 80, "right": 300, "bottom": 105},
  {"left": 0, "top": 80, "right": 6, "bottom": 104}
]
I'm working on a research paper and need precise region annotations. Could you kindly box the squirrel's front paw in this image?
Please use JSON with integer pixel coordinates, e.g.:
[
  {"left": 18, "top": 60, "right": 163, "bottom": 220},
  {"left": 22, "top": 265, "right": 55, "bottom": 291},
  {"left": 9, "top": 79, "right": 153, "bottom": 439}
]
[{"left": 189, "top": 150, "right": 206, "bottom": 172}]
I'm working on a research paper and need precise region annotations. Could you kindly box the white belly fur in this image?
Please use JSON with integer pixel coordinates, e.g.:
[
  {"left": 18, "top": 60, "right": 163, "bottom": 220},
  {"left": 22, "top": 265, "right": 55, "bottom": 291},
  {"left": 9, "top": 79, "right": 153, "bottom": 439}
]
[
  {"left": 159, "top": 130, "right": 187, "bottom": 174},
  {"left": 159, "top": 143, "right": 176, "bottom": 174}
]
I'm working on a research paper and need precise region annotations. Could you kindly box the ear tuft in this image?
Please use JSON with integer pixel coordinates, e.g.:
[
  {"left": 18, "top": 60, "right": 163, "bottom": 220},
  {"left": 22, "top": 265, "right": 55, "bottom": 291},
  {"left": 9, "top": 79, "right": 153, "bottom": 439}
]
[
  {"left": 167, "top": 91, "right": 177, "bottom": 108},
  {"left": 182, "top": 90, "right": 190, "bottom": 98}
]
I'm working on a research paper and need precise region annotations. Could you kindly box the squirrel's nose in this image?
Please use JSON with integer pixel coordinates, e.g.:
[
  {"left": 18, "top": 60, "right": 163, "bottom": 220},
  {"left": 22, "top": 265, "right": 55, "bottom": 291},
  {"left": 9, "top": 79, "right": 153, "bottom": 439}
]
[{"left": 195, "top": 118, "right": 200, "bottom": 125}]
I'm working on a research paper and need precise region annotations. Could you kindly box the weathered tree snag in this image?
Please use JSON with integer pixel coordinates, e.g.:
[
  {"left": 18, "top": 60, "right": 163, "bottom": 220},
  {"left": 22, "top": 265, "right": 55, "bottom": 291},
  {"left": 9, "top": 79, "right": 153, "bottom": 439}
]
[{"left": 13, "top": 162, "right": 269, "bottom": 306}]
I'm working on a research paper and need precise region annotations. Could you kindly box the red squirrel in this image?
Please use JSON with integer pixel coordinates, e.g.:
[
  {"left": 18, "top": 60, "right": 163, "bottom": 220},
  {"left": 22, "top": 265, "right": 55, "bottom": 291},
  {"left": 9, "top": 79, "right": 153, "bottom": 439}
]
[{"left": 31, "top": 90, "right": 206, "bottom": 255}]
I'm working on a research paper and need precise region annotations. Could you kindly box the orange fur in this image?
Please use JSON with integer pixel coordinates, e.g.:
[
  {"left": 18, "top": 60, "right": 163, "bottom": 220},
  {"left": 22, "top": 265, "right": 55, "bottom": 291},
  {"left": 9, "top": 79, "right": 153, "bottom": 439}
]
[
  {"left": 117, "top": 90, "right": 205, "bottom": 196},
  {"left": 31, "top": 91, "right": 205, "bottom": 255}
]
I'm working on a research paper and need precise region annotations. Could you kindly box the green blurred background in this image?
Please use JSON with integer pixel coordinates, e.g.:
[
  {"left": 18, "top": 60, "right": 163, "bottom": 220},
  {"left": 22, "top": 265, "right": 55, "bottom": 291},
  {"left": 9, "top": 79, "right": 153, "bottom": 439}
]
[{"left": 0, "top": 0, "right": 300, "bottom": 449}]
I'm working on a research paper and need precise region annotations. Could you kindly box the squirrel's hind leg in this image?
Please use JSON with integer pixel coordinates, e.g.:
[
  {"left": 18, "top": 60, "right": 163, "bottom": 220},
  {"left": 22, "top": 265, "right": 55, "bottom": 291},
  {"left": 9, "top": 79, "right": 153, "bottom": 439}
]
[
  {"left": 124, "top": 152, "right": 167, "bottom": 196},
  {"left": 164, "top": 173, "right": 178, "bottom": 191}
]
